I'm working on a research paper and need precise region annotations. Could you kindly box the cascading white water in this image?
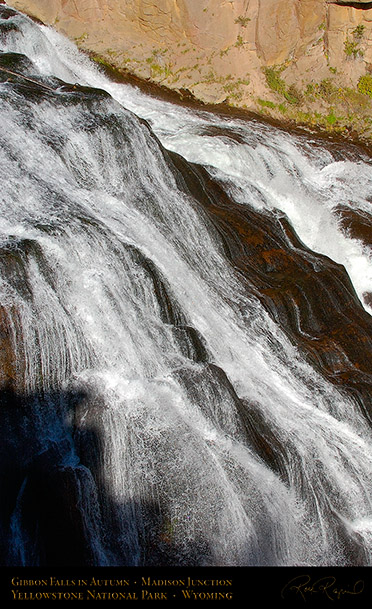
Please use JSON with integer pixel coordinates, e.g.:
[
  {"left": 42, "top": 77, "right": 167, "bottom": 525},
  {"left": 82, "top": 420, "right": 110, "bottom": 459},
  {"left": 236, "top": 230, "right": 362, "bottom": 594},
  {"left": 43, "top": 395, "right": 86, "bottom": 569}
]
[{"left": 1, "top": 6, "right": 372, "bottom": 567}]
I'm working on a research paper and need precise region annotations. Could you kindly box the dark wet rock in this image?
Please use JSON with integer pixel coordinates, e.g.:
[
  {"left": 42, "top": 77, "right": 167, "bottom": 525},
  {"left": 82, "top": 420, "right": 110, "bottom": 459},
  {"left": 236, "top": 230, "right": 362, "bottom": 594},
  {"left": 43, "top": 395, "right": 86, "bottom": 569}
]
[
  {"left": 363, "top": 292, "right": 372, "bottom": 307},
  {"left": 16, "top": 444, "right": 104, "bottom": 566},
  {"left": 169, "top": 150, "right": 372, "bottom": 421},
  {"left": 336, "top": 205, "right": 372, "bottom": 249},
  {"left": 0, "top": 305, "right": 19, "bottom": 391}
]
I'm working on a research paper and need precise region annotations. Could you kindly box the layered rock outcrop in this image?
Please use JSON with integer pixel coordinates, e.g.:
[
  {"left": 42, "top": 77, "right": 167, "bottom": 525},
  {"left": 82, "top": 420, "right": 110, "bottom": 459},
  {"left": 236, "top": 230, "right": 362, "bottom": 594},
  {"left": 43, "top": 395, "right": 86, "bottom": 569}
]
[{"left": 4, "top": 0, "right": 372, "bottom": 140}]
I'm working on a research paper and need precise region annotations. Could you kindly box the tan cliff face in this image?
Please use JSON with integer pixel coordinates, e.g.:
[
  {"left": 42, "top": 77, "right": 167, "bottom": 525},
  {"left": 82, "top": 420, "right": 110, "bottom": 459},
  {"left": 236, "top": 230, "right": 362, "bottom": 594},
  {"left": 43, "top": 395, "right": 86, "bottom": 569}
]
[{"left": 4, "top": 0, "right": 372, "bottom": 141}]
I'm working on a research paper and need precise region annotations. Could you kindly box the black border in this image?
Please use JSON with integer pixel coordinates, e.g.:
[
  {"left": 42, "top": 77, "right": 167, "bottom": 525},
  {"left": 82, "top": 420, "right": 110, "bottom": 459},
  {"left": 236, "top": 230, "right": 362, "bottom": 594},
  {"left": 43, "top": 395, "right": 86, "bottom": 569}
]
[{"left": 1, "top": 566, "right": 370, "bottom": 604}]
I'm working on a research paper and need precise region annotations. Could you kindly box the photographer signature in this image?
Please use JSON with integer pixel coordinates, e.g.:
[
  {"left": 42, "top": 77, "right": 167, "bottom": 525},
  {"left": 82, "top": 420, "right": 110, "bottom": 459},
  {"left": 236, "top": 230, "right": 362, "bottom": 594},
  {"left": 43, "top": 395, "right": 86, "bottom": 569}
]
[{"left": 281, "top": 574, "right": 364, "bottom": 602}]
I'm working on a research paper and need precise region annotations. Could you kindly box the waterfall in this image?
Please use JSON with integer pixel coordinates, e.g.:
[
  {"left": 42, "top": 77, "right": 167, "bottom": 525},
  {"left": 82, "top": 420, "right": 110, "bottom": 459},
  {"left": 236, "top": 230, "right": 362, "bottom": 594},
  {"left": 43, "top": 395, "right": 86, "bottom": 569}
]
[{"left": 1, "top": 5, "right": 372, "bottom": 568}]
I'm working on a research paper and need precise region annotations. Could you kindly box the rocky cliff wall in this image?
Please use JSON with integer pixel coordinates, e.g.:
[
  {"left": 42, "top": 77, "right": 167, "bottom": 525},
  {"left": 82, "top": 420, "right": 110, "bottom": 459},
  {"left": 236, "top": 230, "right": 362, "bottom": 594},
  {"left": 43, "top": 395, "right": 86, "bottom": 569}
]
[{"left": 5, "top": 0, "right": 372, "bottom": 141}]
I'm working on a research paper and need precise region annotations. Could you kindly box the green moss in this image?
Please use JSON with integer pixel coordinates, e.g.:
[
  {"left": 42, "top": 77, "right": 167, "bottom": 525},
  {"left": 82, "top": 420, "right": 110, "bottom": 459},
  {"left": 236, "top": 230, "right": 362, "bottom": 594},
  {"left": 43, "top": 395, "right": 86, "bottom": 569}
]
[
  {"left": 344, "top": 38, "right": 363, "bottom": 58},
  {"left": 235, "top": 16, "right": 250, "bottom": 27},
  {"left": 75, "top": 32, "right": 88, "bottom": 43},
  {"left": 204, "top": 69, "right": 216, "bottom": 84},
  {"left": 195, "top": 75, "right": 248, "bottom": 102},
  {"left": 223, "top": 81, "right": 240, "bottom": 93},
  {"left": 358, "top": 74, "right": 372, "bottom": 98},
  {"left": 263, "top": 67, "right": 301, "bottom": 105},
  {"left": 342, "top": 86, "right": 370, "bottom": 109},
  {"left": 284, "top": 84, "right": 302, "bottom": 105},
  {"left": 219, "top": 47, "right": 231, "bottom": 57},
  {"left": 91, "top": 56, "right": 112, "bottom": 69},
  {"left": 296, "top": 111, "right": 313, "bottom": 123},
  {"left": 230, "top": 91, "right": 244, "bottom": 102},
  {"left": 326, "top": 109, "right": 337, "bottom": 125},
  {"left": 353, "top": 24, "right": 365, "bottom": 40},
  {"left": 147, "top": 62, "right": 172, "bottom": 79},
  {"left": 235, "top": 35, "right": 244, "bottom": 48},
  {"left": 257, "top": 99, "right": 276, "bottom": 109},
  {"left": 318, "top": 78, "right": 336, "bottom": 100},
  {"left": 343, "top": 24, "right": 365, "bottom": 59},
  {"left": 263, "top": 66, "right": 287, "bottom": 96}
]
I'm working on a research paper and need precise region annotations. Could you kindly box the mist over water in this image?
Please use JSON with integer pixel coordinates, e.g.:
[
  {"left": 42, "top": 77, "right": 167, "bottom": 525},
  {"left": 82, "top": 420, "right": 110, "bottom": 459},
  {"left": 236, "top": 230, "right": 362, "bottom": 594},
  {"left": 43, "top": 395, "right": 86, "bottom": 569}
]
[{"left": 1, "top": 7, "right": 372, "bottom": 567}]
